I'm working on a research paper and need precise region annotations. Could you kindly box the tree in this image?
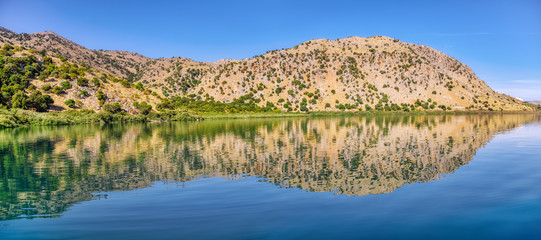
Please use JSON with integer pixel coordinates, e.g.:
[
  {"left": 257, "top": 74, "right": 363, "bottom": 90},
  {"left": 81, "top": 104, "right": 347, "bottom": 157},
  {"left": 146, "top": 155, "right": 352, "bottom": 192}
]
[
  {"left": 27, "top": 91, "right": 53, "bottom": 112},
  {"left": 133, "top": 101, "right": 152, "bottom": 115},
  {"left": 11, "top": 91, "right": 27, "bottom": 109},
  {"left": 103, "top": 102, "right": 122, "bottom": 113}
]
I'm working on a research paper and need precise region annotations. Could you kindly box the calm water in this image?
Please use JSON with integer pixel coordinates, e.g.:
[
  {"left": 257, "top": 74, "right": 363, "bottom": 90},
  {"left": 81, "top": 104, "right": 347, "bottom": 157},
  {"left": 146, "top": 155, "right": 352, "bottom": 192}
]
[{"left": 1, "top": 114, "right": 541, "bottom": 239}]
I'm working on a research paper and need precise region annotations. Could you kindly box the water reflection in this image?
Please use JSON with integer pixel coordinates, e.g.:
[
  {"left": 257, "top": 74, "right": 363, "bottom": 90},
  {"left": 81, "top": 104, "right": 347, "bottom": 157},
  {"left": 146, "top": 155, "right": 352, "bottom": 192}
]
[{"left": 0, "top": 114, "right": 539, "bottom": 220}]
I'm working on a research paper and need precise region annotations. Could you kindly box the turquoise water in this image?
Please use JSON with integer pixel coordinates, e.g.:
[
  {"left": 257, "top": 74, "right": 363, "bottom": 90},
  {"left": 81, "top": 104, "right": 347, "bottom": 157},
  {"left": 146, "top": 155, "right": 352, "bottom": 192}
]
[{"left": 1, "top": 114, "right": 540, "bottom": 239}]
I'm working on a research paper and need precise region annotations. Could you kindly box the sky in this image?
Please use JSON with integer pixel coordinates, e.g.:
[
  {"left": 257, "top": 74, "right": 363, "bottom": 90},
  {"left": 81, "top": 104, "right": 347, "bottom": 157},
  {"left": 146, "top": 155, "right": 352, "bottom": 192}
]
[{"left": 0, "top": 0, "right": 540, "bottom": 100}]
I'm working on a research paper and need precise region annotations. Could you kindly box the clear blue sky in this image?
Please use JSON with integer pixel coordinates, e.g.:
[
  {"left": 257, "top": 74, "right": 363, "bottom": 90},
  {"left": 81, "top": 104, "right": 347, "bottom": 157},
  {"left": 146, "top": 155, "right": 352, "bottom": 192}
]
[{"left": 1, "top": 0, "right": 540, "bottom": 100}]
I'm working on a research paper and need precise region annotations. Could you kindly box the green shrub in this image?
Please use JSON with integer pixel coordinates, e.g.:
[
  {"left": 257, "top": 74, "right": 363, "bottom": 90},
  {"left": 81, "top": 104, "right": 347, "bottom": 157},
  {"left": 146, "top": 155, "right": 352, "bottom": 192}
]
[
  {"left": 52, "top": 86, "right": 63, "bottom": 95},
  {"left": 76, "top": 77, "right": 89, "bottom": 86},
  {"left": 121, "top": 80, "right": 131, "bottom": 88},
  {"left": 96, "top": 90, "right": 106, "bottom": 101},
  {"left": 11, "top": 91, "right": 27, "bottom": 109},
  {"left": 133, "top": 101, "right": 152, "bottom": 115},
  {"left": 103, "top": 102, "right": 122, "bottom": 113},
  {"left": 64, "top": 99, "right": 76, "bottom": 108},
  {"left": 27, "top": 91, "right": 53, "bottom": 112},
  {"left": 41, "top": 84, "right": 51, "bottom": 92},
  {"left": 60, "top": 81, "right": 72, "bottom": 89},
  {"left": 91, "top": 77, "right": 100, "bottom": 87}
]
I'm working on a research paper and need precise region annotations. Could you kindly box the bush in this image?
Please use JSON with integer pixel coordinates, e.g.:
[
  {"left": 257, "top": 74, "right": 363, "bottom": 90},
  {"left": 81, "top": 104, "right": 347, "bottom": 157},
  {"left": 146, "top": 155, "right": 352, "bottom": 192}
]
[
  {"left": 135, "top": 82, "right": 144, "bottom": 91},
  {"left": 91, "top": 77, "right": 100, "bottom": 87},
  {"left": 96, "top": 90, "right": 106, "bottom": 101},
  {"left": 64, "top": 99, "right": 76, "bottom": 108},
  {"left": 103, "top": 102, "right": 122, "bottom": 113},
  {"left": 133, "top": 101, "right": 152, "bottom": 115},
  {"left": 80, "top": 90, "right": 89, "bottom": 97},
  {"left": 365, "top": 104, "right": 372, "bottom": 111},
  {"left": 27, "top": 91, "right": 53, "bottom": 112},
  {"left": 52, "top": 86, "right": 63, "bottom": 95},
  {"left": 60, "top": 81, "right": 72, "bottom": 90},
  {"left": 11, "top": 91, "right": 27, "bottom": 109},
  {"left": 76, "top": 77, "right": 89, "bottom": 86},
  {"left": 41, "top": 84, "right": 51, "bottom": 92},
  {"left": 121, "top": 80, "right": 131, "bottom": 88}
]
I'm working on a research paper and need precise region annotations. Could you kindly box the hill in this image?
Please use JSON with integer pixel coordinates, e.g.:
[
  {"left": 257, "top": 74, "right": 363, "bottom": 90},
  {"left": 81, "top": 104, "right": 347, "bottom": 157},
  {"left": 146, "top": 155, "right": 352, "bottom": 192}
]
[{"left": 0, "top": 26, "right": 535, "bottom": 112}]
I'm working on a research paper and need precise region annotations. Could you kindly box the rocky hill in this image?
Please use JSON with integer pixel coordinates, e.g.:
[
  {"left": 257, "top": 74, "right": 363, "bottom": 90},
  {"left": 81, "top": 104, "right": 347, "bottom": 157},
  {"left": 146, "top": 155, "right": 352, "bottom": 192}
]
[
  {"left": 0, "top": 26, "right": 534, "bottom": 112},
  {"left": 0, "top": 37, "right": 160, "bottom": 113}
]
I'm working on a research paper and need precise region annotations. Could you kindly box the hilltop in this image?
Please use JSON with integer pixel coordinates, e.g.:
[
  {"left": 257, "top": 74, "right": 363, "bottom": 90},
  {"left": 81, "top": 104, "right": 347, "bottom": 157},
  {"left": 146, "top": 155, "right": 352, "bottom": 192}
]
[{"left": 0, "top": 27, "right": 535, "bottom": 113}]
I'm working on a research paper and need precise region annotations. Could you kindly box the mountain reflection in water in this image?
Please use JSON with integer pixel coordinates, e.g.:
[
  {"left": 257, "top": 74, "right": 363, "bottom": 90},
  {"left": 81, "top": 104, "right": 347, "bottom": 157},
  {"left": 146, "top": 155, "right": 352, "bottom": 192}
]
[{"left": 0, "top": 114, "right": 539, "bottom": 220}]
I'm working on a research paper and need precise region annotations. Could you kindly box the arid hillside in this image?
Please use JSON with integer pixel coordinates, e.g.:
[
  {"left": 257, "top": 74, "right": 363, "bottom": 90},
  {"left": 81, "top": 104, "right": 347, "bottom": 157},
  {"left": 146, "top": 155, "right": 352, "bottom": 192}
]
[{"left": 1, "top": 26, "right": 534, "bottom": 112}]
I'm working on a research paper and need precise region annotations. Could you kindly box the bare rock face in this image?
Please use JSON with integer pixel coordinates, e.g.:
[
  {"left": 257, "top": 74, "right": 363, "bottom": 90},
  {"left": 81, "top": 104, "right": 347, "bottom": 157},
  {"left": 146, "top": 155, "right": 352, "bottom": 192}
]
[{"left": 0, "top": 27, "right": 533, "bottom": 111}]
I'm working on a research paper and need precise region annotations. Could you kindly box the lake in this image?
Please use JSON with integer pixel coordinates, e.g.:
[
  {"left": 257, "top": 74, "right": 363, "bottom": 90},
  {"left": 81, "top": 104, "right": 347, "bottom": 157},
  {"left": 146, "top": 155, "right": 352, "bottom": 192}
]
[{"left": 1, "top": 114, "right": 540, "bottom": 239}]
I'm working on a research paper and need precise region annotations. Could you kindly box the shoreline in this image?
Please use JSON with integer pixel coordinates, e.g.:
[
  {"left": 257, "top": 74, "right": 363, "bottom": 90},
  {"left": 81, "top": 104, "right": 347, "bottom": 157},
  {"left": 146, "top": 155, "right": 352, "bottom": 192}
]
[{"left": 1, "top": 109, "right": 540, "bottom": 129}]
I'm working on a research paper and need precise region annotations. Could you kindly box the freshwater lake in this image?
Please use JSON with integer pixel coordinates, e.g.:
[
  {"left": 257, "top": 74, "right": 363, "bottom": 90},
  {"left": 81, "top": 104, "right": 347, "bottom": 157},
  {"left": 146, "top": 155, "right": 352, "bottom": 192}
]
[{"left": 1, "top": 114, "right": 540, "bottom": 239}]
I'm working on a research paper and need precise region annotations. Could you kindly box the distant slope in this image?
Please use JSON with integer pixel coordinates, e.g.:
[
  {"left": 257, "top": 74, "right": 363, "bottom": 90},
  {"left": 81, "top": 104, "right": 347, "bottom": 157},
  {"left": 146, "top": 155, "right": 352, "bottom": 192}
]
[
  {"left": 0, "top": 27, "right": 148, "bottom": 79},
  {"left": 0, "top": 40, "right": 160, "bottom": 112},
  {"left": 1, "top": 26, "right": 534, "bottom": 112}
]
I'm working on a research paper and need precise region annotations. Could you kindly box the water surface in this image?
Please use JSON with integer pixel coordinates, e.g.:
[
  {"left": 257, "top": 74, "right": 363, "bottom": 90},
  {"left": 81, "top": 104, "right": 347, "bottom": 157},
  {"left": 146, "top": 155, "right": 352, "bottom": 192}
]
[{"left": 1, "top": 114, "right": 540, "bottom": 239}]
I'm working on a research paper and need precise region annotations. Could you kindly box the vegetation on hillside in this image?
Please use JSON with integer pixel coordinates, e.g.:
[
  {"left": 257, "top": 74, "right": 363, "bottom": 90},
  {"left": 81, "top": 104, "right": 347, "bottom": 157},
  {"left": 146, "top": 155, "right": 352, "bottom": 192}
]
[{"left": 0, "top": 29, "right": 539, "bottom": 129}]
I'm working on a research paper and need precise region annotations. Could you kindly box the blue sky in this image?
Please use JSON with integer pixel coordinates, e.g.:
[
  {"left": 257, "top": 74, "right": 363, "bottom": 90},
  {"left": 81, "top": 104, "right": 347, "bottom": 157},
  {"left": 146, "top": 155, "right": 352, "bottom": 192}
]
[{"left": 1, "top": 0, "right": 540, "bottom": 100}]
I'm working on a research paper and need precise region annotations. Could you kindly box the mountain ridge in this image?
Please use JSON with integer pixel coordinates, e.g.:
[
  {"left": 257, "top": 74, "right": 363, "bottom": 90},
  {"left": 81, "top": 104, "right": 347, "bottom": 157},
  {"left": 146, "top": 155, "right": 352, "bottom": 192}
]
[{"left": 0, "top": 26, "right": 535, "bottom": 112}]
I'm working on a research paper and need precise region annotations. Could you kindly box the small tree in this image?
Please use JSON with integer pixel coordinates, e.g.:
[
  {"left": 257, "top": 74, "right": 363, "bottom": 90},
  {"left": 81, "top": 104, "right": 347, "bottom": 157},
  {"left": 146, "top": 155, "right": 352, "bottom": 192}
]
[
  {"left": 11, "top": 91, "right": 27, "bottom": 109},
  {"left": 103, "top": 102, "right": 122, "bottom": 113},
  {"left": 133, "top": 101, "right": 152, "bottom": 115},
  {"left": 27, "top": 91, "right": 53, "bottom": 112}
]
